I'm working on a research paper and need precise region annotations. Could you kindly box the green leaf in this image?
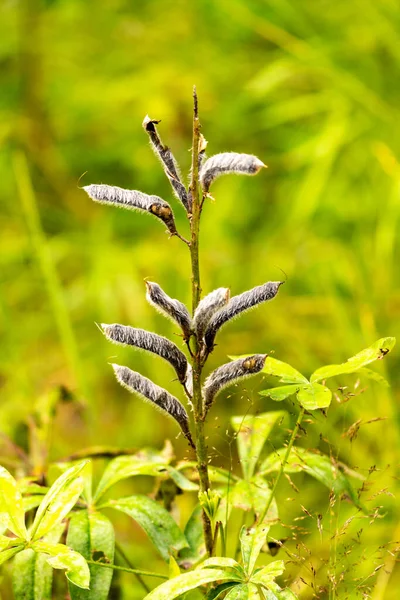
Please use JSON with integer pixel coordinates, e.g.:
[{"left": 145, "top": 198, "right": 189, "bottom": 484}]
[
  {"left": 12, "top": 524, "right": 64, "bottom": 600},
  {"left": 206, "top": 583, "right": 240, "bottom": 599},
  {"left": 310, "top": 337, "right": 396, "bottom": 383},
  {"left": 30, "top": 462, "right": 88, "bottom": 541},
  {"left": 251, "top": 560, "right": 285, "bottom": 587},
  {"left": 262, "top": 357, "right": 308, "bottom": 384},
  {"left": 143, "top": 568, "right": 241, "bottom": 600},
  {"left": 357, "top": 367, "right": 389, "bottom": 387},
  {"left": 67, "top": 510, "right": 115, "bottom": 600},
  {"left": 167, "top": 468, "right": 199, "bottom": 491},
  {"left": 259, "top": 386, "right": 302, "bottom": 402},
  {"left": 178, "top": 505, "right": 205, "bottom": 568},
  {"left": 260, "top": 447, "right": 363, "bottom": 508},
  {"left": 201, "top": 557, "right": 244, "bottom": 578},
  {"left": 94, "top": 451, "right": 171, "bottom": 502},
  {"left": 225, "top": 583, "right": 260, "bottom": 599},
  {"left": 231, "top": 412, "right": 285, "bottom": 480},
  {"left": 231, "top": 477, "right": 278, "bottom": 522},
  {"left": 0, "top": 545, "right": 24, "bottom": 565},
  {"left": 32, "top": 542, "right": 90, "bottom": 589},
  {"left": 297, "top": 383, "right": 332, "bottom": 410},
  {"left": 169, "top": 555, "right": 181, "bottom": 579},
  {"left": 240, "top": 524, "right": 269, "bottom": 577},
  {"left": 0, "top": 466, "right": 28, "bottom": 539},
  {"left": 23, "top": 496, "right": 45, "bottom": 512},
  {"left": 106, "top": 495, "right": 188, "bottom": 562}
]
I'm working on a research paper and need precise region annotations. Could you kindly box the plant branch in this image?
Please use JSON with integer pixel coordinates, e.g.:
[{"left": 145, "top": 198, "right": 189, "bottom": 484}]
[
  {"left": 115, "top": 540, "right": 150, "bottom": 593},
  {"left": 86, "top": 559, "right": 168, "bottom": 580},
  {"left": 258, "top": 407, "right": 305, "bottom": 523},
  {"left": 189, "top": 86, "right": 213, "bottom": 556}
]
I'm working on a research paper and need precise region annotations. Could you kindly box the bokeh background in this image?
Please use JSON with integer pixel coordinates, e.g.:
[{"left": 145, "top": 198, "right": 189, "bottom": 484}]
[{"left": 1, "top": 0, "right": 400, "bottom": 598}]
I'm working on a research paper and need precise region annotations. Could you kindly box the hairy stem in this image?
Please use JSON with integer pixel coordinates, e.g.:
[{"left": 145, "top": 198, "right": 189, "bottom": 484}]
[
  {"left": 189, "top": 87, "right": 213, "bottom": 556},
  {"left": 258, "top": 407, "right": 305, "bottom": 523}
]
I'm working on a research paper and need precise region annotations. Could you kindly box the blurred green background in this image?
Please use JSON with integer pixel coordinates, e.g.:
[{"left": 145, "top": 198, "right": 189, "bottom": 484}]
[{"left": 1, "top": 0, "right": 400, "bottom": 598}]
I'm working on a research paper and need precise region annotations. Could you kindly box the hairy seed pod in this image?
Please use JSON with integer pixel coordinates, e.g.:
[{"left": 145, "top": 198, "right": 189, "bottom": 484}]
[
  {"left": 203, "top": 355, "right": 267, "bottom": 413},
  {"left": 84, "top": 184, "right": 177, "bottom": 235},
  {"left": 143, "top": 115, "right": 189, "bottom": 212},
  {"left": 145, "top": 281, "right": 192, "bottom": 339},
  {"left": 193, "top": 288, "right": 230, "bottom": 340},
  {"left": 113, "top": 364, "right": 195, "bottom": 449},
  {"left": 204, "top": 282, "right": 283, "bottom": 351},
  {"left": 102, "top": 324, "right": 188, "bottom": 383},
  {"left": 199, "top": 152, "right": 266, "bottom": 192}
]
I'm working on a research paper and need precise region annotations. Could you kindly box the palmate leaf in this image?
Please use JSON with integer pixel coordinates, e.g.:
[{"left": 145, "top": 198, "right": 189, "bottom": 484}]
[
  {"left": 105, "top": 495, "right": 188, "bottom": 562},
  {"left": 225, "top": 583, "right": 261, "bottom": 598},
  {"left": 143, "top": 568, "right": 241, "bottom": 600},
  {"left": 231, "top": 412, "right": 285, "bottom": 480},
  {"left": 260, "top": 447, "right": 363, "bottom": 509},
  {"left": 240, "top": 524, "right": 270, "bottom": 577},
  {"left": 310, "top": 337, "right": 396, "bottom": 383},
  {"left": 206, "top": 583, "right": 240, "bottom": 599},
  {"left": 31, "top": 542, "right": 90, "bottom": 589},
  {"left": 13, "top": 523, "right": 64, "bottom": 600},
  {"left": 30, "top": 462, "right": 88, "bottom": 541},
  {"left": 0, "top": 466, "right": 28, "bottom": 539},
  {"left": 67, "top": 510, "right": 115, "bottom": 600},
  {"left": 251, "top": 561, "right": 285, "bottom": 587}
]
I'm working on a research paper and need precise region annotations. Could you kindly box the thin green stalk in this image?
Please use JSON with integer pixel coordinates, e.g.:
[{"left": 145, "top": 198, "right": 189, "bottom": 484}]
[
  {"left": 115, "top": 540, "right": 150, "bottom": 593},
  {"left": 189, "top": 87, "right": 213, "bottom": 556},
  {"left": 258, "top": 407, "right": 305, "bottom": 523},
  {"left": 86, "top": 560, "right": 168, "bottom": 579},
  {"left": 12, "top": 151, "right": 87, "bottom": 400}
]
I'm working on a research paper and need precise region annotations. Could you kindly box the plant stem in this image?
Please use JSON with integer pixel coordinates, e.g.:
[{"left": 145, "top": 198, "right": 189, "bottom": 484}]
[
  {"left": 258, "top": 407, "right": 305, "bottom": 523},
  {"left": 86, "top": 560, "right": 168, "bottom": 579},
  {"left": 189, "top": 86, "right": 213, "bottom": 556},
  {"left": 115, "top": 540, "right": 150, "bottom": 593}
]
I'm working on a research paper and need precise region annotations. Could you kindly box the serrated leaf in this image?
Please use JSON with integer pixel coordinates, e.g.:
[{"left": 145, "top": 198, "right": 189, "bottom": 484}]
[
  {"left": 0, "top": 466, "right": 28, "bottom": 539},
  {"left": 30, "top": 462, "right": 87, "bottom": 540},
  {"left": 310, "top": 337, "right": 396, "bottom": 383},
  {"left": 260, "top": 447, "right": 363, "bottom": 508},
  {"left": 231, "top": 412, "right": 285, "bottom": 480},
  {"left": 13, "top": 524, "right": 64, "bottom": 600},
  {"left": 32, "top": 542, "right": 90, "bottom": 589},
  {"left": 259, "top": 385, "right": 302, "bottom": 402},
  {"left": 297, "top": 383, "right": 332, "bottom": 410},
  {"left": 178, "top": 505, "right": 206, "bottom": 568},
  {"left": 106, "top": 495, "right": 188, "bottom": 562},
  {"left": 143, "top": 568, "right": 240, "bottom": 599},
  {"left": 251, "top": 560, "right": 285, "bottom": 587},
  {"left": 94, "top": 451, "right": 171, "bottom": 502},
  {"left": 231, "top": 477, "right": 278, "bottom": 522},
  {"left": 67, "top": 510, "right": 115, "bottom": 600},
  {"left": 240, "top": 524, "right": 269, "bottom": 576}
]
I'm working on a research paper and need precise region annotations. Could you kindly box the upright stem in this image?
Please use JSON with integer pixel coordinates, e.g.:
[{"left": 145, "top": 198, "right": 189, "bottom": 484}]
[
  {"left": 258, "top": 407, "right": 305, "bottom": 523},
  {"left": 189, "top": 87, "right": 213, "bottom": 556}
]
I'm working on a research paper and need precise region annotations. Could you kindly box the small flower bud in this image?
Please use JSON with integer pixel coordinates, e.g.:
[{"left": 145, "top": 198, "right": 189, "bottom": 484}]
[
  {"left": 112, "top": 364, "right": 195, "bottom": 449},
  {"left": 199, "top": 152, "right": 266, "bottom": 192},
  {"left": 193, "top": 288, "right": 230, "bottom": 341},
  {"left": 203, "top": 355, "right": 267, "bottom": 413},
  {"left": 145, "top": 281, "right": 192, "bottom": 340},
  {"left": 84, "top": 184, "right": 178, "bottom": 235},
  {"left": 143, "top": 115, "right": 189, "bottom": 212},
  {"left": 204, "top": 282, "right": 283, "bottom": 352},
  {"left": 102, "top": 324, "right": 188, "bottom": 384}
]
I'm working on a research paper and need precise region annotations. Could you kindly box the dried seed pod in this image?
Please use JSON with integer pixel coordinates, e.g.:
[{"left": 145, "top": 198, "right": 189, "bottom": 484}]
[
  {"left": 102, "top": 324, "right": 188, "bottom": 383},
  {"left": 113, "top": 364, "right": 195, "bottom": 449},
  {"left": 203, "top": 355, "right": 267, "bottom": 413},
  {"left": 193, "top": 288, "right": 230, "bottom": 340},
  {"left": 145, "top": 281, "right": 192, "bottom": 340},
  {"left": 199, "top": 152, "right": 266, "bottom": 192},
  {"left": 84, "top": 184, "right": 177, "bottom": 235},
  {"left": 143, "top": 115, "right": 189, "bottom": 212},
  {"left": 204, "top": 282, "right": 283, "bottom": 352}
]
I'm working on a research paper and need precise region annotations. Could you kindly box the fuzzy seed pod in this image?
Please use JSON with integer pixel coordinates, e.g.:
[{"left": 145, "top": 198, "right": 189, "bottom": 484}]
[
  {"left": 199, "top": 152, "right": 266, "bottom": 192},
  {"left": 102, "top": 324, "right": 188, "bottom": 383},
  {"left": 113, "top": 364, "right": 195, "bottom": 449},
  {"left": 145, "top": 281, "right": 192, "bottom": 339},
  {"left": 203, "top": 355, "right": 267, "bottom": 413},
  {"left": 204, "top": 282, "right": 283, "bottom": 351},
  {"left": 193, "top": 288, "right": 230, "bottom": 341},
  {"left": 84, "top": 184, "right": 177, "bottom": 235},
  {"left": 143, "top": 116, "right": 189, "bottom": 212}
]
